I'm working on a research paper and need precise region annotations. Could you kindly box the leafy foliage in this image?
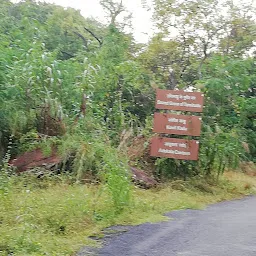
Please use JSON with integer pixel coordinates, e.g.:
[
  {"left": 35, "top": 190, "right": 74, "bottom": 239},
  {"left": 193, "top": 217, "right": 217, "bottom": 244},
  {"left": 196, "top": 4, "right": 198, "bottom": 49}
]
[{"left": 0, "top": 0, "right": 255, "bottom": 185}]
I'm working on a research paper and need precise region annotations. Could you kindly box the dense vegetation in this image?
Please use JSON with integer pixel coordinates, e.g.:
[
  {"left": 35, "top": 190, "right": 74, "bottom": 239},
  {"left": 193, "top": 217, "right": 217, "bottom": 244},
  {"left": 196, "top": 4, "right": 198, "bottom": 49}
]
[
  {"left": 0, "top": 0, "right": 255, "bottom": 184},
  {"left": 1, "top": 0, "right": 255, "bottom": 167},
  {"left": 0, "top": 0, "right": 255, "bottom": 254}
]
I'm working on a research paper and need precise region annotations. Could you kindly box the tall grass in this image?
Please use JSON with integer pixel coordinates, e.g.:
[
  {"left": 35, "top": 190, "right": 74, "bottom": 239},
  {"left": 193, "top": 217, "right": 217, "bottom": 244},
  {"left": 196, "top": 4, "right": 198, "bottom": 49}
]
[{"left": 0, "top": 171, "right": 255, "bottom": 255}]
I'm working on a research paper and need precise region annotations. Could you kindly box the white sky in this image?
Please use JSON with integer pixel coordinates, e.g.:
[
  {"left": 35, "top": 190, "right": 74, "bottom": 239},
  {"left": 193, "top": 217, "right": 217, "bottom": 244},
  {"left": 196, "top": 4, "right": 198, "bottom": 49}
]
[
  {"left": 11, "top": 0, "right": 256, "bottom": 43},
  {"left": 11, "top": 0, "right": 154, "bottom": 43}
]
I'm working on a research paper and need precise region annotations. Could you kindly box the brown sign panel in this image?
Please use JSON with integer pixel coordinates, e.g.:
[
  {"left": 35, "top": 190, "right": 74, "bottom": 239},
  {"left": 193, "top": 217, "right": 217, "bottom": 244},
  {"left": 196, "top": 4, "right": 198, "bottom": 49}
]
[
  {"left": 155, "top": 89, "right": 204, "bottom": 112},
  {"left": 150, "top": 137, "right": 199, "bottom": 160},
  {"left": 153, "top": 113, "right": 202, "bottom": 136}
]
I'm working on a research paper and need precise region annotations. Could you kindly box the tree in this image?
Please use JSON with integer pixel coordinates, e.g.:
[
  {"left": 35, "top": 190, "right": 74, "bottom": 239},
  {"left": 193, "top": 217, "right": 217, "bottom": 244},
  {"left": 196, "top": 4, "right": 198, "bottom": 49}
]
[
  {"left": 153, "top": 0, "right": 256, "bottom": 79},
  {"left": 138, "top": 33, "right": 199, "bottom": 89},
  {"left": 218, "top": 1, "right": 256, "bottom": 56},
  {"left": 100, "top": 0, "right": 132, "bottom": 31},
  {"left": 199, "top": 55, "right": 256, "bottom": 161}
]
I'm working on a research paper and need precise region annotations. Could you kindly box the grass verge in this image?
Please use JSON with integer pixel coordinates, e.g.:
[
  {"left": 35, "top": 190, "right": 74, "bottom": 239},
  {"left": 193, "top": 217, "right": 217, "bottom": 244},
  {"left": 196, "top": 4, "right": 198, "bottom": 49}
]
[{"left": 0, "top": 171, "right": 256, "bottom": 256}]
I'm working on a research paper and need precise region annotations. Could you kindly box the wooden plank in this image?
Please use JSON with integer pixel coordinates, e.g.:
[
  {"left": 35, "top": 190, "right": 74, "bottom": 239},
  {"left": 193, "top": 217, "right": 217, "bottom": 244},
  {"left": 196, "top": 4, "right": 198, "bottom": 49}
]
[
  {"left": 150, "top": 137, "right": 200, "bottom": 160},
  {"left": 155, "top": 89, "right": 204, "bottom": 112},
  {"left": 153, "top": 113, "right": 202, "bottom": 136}
]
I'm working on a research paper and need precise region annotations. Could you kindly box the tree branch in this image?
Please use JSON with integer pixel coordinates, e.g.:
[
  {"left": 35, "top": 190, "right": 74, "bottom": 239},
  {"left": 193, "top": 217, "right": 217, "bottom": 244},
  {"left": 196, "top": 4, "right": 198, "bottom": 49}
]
[
  {"left": 73, "top": 31, "right": 88, "bottom": 49},
  {"left": 84, "top": 27, "right": 103, "bottom": 46},
  {"left": 100, "top": 0, "right": 125, "bottom": 26}
]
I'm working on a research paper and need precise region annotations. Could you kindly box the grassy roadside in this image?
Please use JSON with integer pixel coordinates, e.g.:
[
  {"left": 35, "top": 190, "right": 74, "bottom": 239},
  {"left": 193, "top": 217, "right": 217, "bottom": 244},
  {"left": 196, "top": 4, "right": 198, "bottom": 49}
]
[{"left": 0, "top": 171, "right": 256, "bottom": 256}]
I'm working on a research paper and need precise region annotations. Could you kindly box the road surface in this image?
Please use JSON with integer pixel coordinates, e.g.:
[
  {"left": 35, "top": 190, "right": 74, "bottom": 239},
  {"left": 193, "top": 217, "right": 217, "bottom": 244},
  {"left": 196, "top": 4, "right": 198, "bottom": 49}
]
[{"left": 90, "top": 196, "right": 256, "bottom": 256}]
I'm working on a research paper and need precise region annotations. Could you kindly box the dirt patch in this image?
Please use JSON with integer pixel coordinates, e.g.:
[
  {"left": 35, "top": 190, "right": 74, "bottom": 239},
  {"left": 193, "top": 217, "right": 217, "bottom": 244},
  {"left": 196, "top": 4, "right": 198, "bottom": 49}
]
[
  {"left": 127, "top": 135, "right": 149, "bottom": 161},
  {"left": 127, "top": 135, "right": 156, "bottom": 177},
  {"left": 240, "top": 162, "right": 256, "bottom": 176}
]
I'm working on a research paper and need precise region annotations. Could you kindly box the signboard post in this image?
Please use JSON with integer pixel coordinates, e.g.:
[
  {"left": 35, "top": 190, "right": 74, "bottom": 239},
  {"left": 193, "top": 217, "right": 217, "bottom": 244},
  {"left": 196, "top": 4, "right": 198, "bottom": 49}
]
[
  {"left": 153, "top": 113, "right": 202, "bottom": 136},
  {"left": 151, "top": 89, "right": 204, "bottom": 161},
  {"left": 150, "top": 137, "right": 200, "bottom": 161},
  {"left": 155, "top": 89, "right": 204, "bottom": 112}
]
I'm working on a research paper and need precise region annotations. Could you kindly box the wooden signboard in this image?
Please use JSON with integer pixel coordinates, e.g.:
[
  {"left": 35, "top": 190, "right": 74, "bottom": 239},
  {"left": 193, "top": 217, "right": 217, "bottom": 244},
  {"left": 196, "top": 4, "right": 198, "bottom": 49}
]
[
  {"left": 155, "top": 89, "right": 204, "bottom": 112},
  {"left": 150, "top": 137, "right": 200, "bottom": 161},
  {"left": 153, "top": 113, "right": 202, "bottom": 136}
]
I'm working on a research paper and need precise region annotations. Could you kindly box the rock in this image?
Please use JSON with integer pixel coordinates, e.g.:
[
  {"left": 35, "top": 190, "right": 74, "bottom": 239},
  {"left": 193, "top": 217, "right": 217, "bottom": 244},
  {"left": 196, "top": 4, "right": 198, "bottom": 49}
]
[
  {"left": 9, "top": 148, "right": 158, "bottom": 189},
  {"left": 130, "top": 167, "right": 158, "bottom": 188},
  {"left": 127, "top": 136, "right": 148, "bottom": 161},
  {"left": 9, "top": 148, "right": 61, "bottom": 172}
]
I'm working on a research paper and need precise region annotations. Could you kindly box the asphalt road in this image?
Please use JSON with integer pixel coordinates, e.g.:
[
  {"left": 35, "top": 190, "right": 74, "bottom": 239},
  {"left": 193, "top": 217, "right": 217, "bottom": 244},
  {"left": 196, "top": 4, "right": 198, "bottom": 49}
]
[{"left": 94, "top": 196, "right": 256, "bottom": 256}]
